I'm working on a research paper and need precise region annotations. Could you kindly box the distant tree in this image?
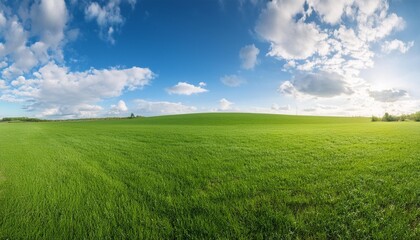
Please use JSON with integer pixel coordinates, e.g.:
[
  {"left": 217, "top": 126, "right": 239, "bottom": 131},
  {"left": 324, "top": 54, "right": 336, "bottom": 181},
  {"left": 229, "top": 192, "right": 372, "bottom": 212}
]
[
  {"left": 382, "top": 112, "right": 399, "bottom": 122},
  {"left": 372, "top": 111, "right": 420, "bottom": 122},
  {"left": 371, "top": 116, "right": 381, "bottom": 122},
  {"left": 1, "top": 117, "right": 45, "bottom": 122},
  {"left": 414, "top": 112, "right": 420, "bottom": 122},
  {"left": 130, "top": 113, "right": 135, "bottom": 118},
  {"left": 383, "top": 112, "right": 390, "bottom": 121}
]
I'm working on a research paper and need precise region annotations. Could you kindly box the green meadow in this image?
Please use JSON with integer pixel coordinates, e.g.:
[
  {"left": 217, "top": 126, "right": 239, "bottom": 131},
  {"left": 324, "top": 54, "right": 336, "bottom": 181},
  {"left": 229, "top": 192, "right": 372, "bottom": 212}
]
[{"left": 0, "top": 113, "right": 418, "bottom": 239}]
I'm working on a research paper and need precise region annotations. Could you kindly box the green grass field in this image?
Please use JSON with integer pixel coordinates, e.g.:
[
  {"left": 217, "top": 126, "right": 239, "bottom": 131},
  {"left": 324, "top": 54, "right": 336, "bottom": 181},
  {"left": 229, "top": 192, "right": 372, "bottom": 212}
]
[{"left": 0, "top": 113, "right": 419, "bottom": 239}]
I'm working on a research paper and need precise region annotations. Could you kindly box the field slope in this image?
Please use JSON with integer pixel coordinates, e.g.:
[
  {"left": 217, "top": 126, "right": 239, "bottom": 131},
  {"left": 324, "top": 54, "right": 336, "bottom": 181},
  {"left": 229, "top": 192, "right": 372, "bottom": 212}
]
[{"left": 0, "top": 113, "right": 419, "bottom": 238}]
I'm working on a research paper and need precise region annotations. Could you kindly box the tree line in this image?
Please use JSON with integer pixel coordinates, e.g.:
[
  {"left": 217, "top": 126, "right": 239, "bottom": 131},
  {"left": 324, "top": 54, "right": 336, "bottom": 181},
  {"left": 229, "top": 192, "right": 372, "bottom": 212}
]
[
  {"left": 372, "top": 112, "right": 420, "bottom": 122},
  {"left": 1, "top": 117, "right": 46, "bottom": 122},
  {"left": 1, "top": 114, "right": 141, "bottom": 123}
]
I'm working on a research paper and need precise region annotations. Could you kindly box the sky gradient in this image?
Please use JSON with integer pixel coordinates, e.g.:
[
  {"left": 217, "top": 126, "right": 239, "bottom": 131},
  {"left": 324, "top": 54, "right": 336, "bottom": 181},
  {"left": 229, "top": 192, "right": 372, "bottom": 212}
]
[{"left": 0, "top": 0, "right": 419, "bottom": 118}]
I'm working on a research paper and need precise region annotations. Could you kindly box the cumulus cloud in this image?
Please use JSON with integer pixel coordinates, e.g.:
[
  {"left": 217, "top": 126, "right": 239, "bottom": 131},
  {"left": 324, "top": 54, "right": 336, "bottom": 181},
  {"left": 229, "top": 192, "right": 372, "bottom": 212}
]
[
  {"left": 109, "top": 100, "right": 128, "bottom": 115},
  {"left": 246, "top": 104, "right": 293, "bottom": 114},
  {"left": 307, "top": 0, "right": 354, "bottom": 25},
  {"left": 0, "top": 11, "right": 6, "bottom": 27},
  {"left": 0, "top": 61, "right": 7, "bottom": 69},
  {"left": 0, "top": 1, "right": 155, "bottom": 118},
  {"left": 85, "top": 0, "right": 137, "bottom": 43},
  {"left": 256, "top": 0, "right": 329, "bottom": 60},
  {"left": 0, "top": 0, "right": 70, "bottom": 79},
  {"left": 382, "top": 40, "right": 414, "bottom": 54},
  {"left": 166, "top": 82, "right": 208, "bottom": 95},
  {"left": 271, "top": 103, "right": 290, "bottom": 111},
  {"left": 30, "top": 0, "right": 68, "bottom": 48},
  {"left": 357, "top": 12, "right": 405, "bottom": 43},
  {"left": 257, "top": 0, "right": 411, "bottom": 102},
  {"left": 37, "top": 104, "right": 103, "bottom": 119},
  {"left": 11, "top": 76, "right": 26, "bottom": 86},
  {"left": 257, "top": 0, "right": 406, "bottom": 71},
  {"left": 134, "top": 99, "right": 197, "bottom": 115},
  {"left": 0, "top": 94, "right": 22, "bottom": 103},
  {"left": 220, "top": 75, "right": 245, "bottom": 87},
  {"left": 219, "top": 98, "right": 234, "bottom": 111},
  {"left": 239, "top": 44, "right": 260, "bottom": 69},
  {"left": 279, "top": 72, "right": 353, "bottom": 98},
  {"left": 2, "top": 62, "right": 154, "bottom": 118},
  {"left": 369, "top": 89, "right": 408, "bottom": 102},
  {"left": 0, "top": 17, "right": 36, "bottom": 78},
  {"left": 0, "top": 80, "right": 7, "bottom": 89}
]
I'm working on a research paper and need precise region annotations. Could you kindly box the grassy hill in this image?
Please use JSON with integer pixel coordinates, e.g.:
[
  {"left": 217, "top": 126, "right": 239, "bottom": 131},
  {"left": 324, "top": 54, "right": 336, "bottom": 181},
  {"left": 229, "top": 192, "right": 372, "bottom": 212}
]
[{"left": 0, "top": 113, "right": 418, "bottom": 238}]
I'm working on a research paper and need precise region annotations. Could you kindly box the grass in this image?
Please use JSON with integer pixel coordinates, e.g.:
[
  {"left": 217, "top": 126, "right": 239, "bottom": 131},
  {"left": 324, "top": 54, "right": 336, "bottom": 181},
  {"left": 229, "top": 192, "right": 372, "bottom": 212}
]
[{"left": 0, "top": 113, "right": 418, "bottom": 239}]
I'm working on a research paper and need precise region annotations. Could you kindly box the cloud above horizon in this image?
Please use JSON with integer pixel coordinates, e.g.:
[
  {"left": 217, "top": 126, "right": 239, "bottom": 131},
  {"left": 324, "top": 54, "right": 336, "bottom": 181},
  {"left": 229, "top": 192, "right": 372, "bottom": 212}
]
[
  {"left": 219, "top": 98, "right": 234, "bottom": 111},
  {"left": 134, "top": 99, "right": 197, "bottom": 115},
  {"left": 254, "top": 0, "right": 415, "bottom": 112},
  {"left": 279, "top": 72, "right": 353, "bottom": 98},
  {"left": 109, "top": 100, "right": 129, "bottom": 115},
  {"left": 369, "top": 89, "right": 408, "bottom": 102},
  {"left": 5, "top": 62, "right": 154, "bottom": 118},
  {"left": 239, "top": 44, "right": 260, "bottom": 70},
  {"left": 166, "top": 82, "right": 208, "bottom": 95},
  {"left": 85, "top": 0, "right": 137, "bottom": 43},
  {"left": 381, "top": 39, "right": 414, "bottom": 54},
  {"left": 0, "top": 0, "right": 154, "bottom": 118},
  {"left": 0, "top": 0, "right": 418, "bottom": 118},
  {"left": 220, "top": 75, "right": 246, "bottom": 87}
]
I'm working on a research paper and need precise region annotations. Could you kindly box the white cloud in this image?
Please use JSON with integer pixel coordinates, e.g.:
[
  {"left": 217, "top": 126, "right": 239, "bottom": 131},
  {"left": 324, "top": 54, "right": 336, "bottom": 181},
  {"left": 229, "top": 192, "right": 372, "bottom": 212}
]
[
  {"left": 166, "top": 82, "right": 208, "bottom": 95},
  {"left": 30, "top": 0, "right": 68, "bottom": 48},
  {"left": 220, "top": 74, "right": 245, "bottom": 87},
  {"left": 0, "top": 2, "right": 155, "bottom": 118},
  {"left": 246, "top": 105, "right": 293, "bottom": 114},
  {"left": 0, "top": 17, "right": 28, "bottom": 58},
  {"left": 0, "top": 94, "right": 22, "bottom": 103},
  {"left": 2, "top": 62, "right": 154, "bottom": 118},
  {"left": 11, "top": 76, "right": 26, "bottom": 86},
  {"left": 239, "top": 44, "right": 260, "bottom": 69},
  {"left": 134, "top": 99, "right": 197, "bottom": 115},
  {"left": 219, "top": 98, "right": 234, "bottom": 110},
  {"left": 271, "top": 103, "right": 290, "bottom": 111},
  {"left": 36, "top": 62, "right": 152, "bottom": 97},
  {"left": 257, "top": 0, "right": 411, "bottom": 103},
  {"left": 255, "top": 0, "right": 329, "bottom": 60},
  {"left": 0, "top": 79, "right": 7, "bottom": 89},
  {"left": 0, "top": 0, "right": 71, "bottom": 79},
  {"left": 38, "top": 104, "right": 103, "bottom": 119},
  {"left": 0, "top": 18, "right": 36, "bottom": 78},
  {"left": 369, "top": 89, "right": 408, "bottom": 102},
  {"left": 279, "top": 72, "right": 353, "bottom": 98},
  {"left": 0, "top": 61, "right": 7, "bottom": 69},
  {"left": 255, "top": 0, "right": 407, "bottom": 67},
  {"left": 278, "top": 81, "right": 296, "bottom": 96},
  {"left": 381, "top": 39, "right": 414, "bottom": 54},
  {"left": 85, "top": 0, "right": 136, "bottom": 43},
  {"left": 109, "top": 100, "right": 128, "bottom": 115},
  {"left": 0, "top": 11, "right": 6, "bottom": 27},
  {"left": 308, "top": 0, "right": 354, "bottom": 25},
  {"left": 357, "top": 13, "right": 405, "bottom": 43}
]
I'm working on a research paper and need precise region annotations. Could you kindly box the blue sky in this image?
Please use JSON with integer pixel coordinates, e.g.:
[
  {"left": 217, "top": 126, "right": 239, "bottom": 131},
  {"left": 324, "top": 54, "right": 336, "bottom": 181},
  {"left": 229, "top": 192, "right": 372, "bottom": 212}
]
[{"left": 0, "top": 0, "right": 419, "bottom": 118}]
